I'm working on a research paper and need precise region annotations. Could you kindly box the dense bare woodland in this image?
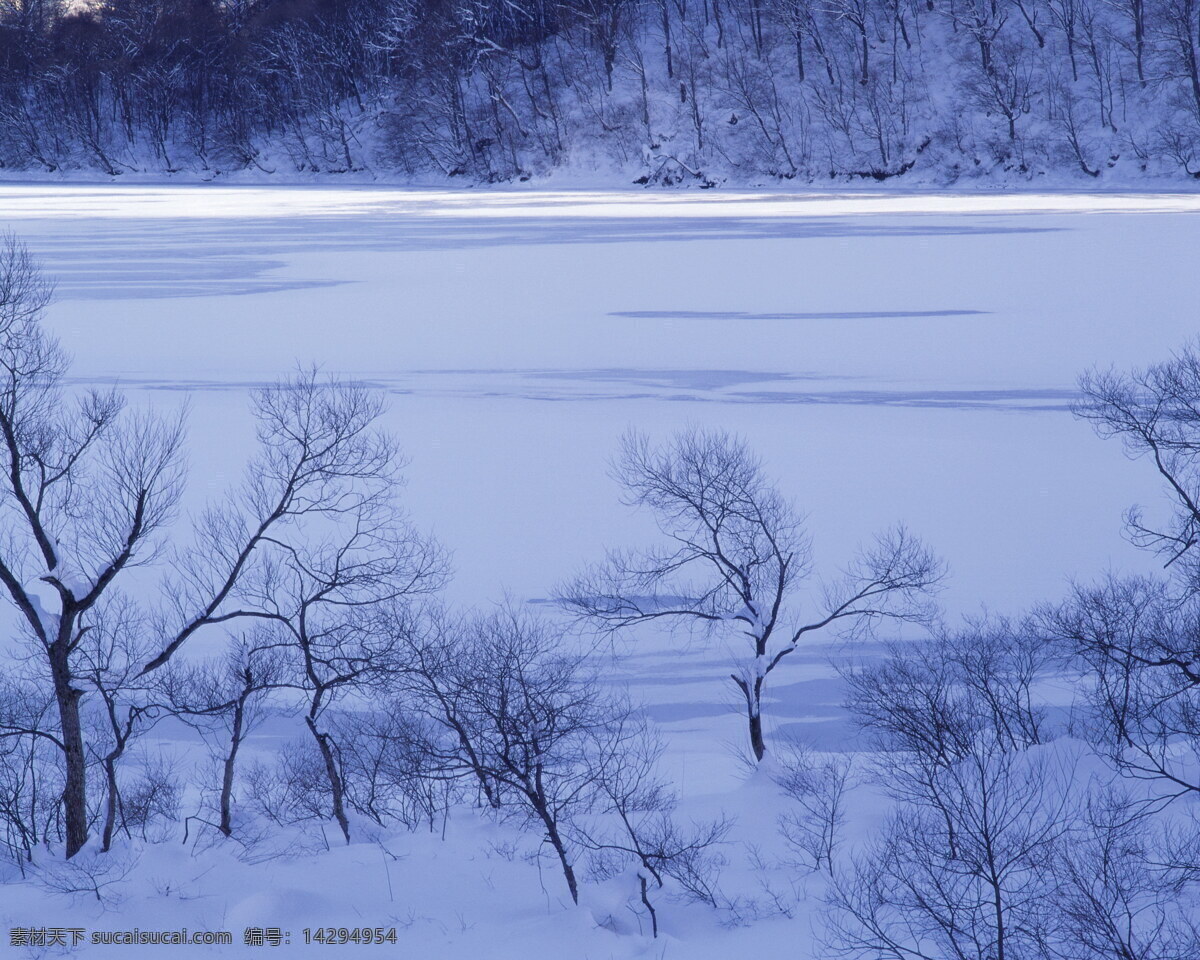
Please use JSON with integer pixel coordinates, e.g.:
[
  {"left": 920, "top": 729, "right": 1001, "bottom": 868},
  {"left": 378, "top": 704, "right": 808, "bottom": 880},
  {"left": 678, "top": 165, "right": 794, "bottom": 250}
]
[{"left": 2, "top": 0, "right": 1200, "bottom": 181}]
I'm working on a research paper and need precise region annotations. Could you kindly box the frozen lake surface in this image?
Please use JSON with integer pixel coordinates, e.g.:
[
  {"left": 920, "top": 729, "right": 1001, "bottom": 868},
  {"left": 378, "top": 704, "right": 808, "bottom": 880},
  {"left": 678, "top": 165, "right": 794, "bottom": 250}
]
[
  {"left": 2, "top": 185, "right": 1196, "bottom": 749},
  {"left": 7, "top": 185, "right": 1191, "bottom": 614}
]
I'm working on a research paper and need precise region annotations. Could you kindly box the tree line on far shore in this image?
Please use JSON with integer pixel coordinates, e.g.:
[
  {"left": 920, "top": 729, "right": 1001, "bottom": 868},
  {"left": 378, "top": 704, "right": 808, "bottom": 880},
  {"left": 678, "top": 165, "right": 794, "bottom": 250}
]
[{"left": 2, "top": 0, "right": 1200, "bottom": 182}]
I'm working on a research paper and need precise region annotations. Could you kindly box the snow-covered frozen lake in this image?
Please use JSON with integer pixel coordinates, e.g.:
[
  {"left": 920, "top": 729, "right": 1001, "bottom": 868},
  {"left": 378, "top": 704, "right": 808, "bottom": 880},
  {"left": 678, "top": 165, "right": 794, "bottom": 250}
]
[
  {"left": 4, "top": 185, "right": 1194, "bottom": 747},
  {"left": 8, "top": 185, "right": 1189, "bottom": 615}
]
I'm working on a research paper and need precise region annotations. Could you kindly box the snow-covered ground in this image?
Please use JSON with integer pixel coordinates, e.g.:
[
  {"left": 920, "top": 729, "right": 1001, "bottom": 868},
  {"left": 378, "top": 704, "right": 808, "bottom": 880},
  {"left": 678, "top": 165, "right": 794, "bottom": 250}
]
[{"left": 1, "top": 185, "right": 1195, "bottom": 956}]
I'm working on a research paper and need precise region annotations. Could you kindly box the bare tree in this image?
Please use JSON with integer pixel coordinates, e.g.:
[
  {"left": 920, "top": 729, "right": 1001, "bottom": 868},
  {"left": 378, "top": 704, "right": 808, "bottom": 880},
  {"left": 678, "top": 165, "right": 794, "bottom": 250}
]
[
  {"left": 381, "top": 603, "right": 726, "bottom": 914},
  {"left": 559, "top": 428, "right": 941, "bottom": 761},
  {"left": 163, "top": 374, "right": 448, "bottom": 845},
  {"left": 413, "top": 608, "right": 605, "bottom": 904},
  {"left": 830, "top": 627, "right": 1075, "bottom": 960},
  {"left": 0, "top": 238, "right": 442, "bottom": 859},
  {"left": 257, "top": 550, "right": 445, "bottom": 845},
  {"left": 335, "top": 701, "right": 458, "bottom": 832},
  {"left": 379, "top": 604, "right": 509, "bottom": 809},
  {"left": 0, "top": 671, "right": 60, "bottom": 871},
  {"left": 773, "top": 737, "right": 853, "bottom": 874},
  {"left": 0, "top": 0, "right": 1199, "bottom": 181},
  {"left": 574, "top": 725, "right": 732, "bottom": 937},
  {"left": 1042, "top": 575, "right": 1200, "bottom": 805},
  {"left": 844, "top": 616, "right": 1054, "bottom": 762},
  {"left": 145, "top": 367, "right": 428, "bottom": 674},
  {"left": 1066, "top": 343, "right": 1200, "bottom": 801},
  {"left": 1078, "top": 342, "right": 1200, "bottom": 576},
  {"left": 159, "top": 631, "right": 289, "bottom": 839},
  {"left": 1051, "top": 784, "right": 1200, "bottom": 960},
  {"left": 0, "top": 235, "right": 184, "bottom": 858},
  {"left": 825, "top": 753, "right": 1071, "bottom": 960},
  {"left": 74, "top": 597, "right": 166, "bottom": 854}
]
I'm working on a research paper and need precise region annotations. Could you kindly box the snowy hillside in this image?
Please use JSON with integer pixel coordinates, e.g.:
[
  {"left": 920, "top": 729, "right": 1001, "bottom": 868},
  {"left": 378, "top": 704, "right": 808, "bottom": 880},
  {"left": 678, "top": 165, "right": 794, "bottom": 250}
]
[{"left": 4, "top": 0, "right": 1200, "bottom": 184}]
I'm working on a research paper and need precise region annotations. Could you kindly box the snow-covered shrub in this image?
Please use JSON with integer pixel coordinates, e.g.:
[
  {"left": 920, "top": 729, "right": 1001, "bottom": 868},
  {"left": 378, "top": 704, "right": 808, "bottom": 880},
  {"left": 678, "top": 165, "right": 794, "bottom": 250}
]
[
  {"left": 244, "top": 740, "right": 334, "bottom": 832},
  {"left": 119, "top": 755, "right": 182, "bottom": 843},
  {"left": 773, "top": 740, "right": 853, "bottom": 875},
  {"left": 335, "top": 708, "right": 459, "bottom": 832}
]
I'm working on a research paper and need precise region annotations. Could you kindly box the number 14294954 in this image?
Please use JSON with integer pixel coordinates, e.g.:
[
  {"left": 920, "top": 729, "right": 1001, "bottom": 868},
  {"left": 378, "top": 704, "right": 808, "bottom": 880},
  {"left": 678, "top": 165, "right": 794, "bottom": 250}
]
[{"left": 303, "top": 928, "right": 399, "bottom": 945}]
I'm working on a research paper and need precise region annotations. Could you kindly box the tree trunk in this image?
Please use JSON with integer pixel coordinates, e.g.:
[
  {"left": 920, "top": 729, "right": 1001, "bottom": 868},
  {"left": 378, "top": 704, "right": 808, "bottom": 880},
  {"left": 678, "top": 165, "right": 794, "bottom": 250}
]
[
  {"left": 50, "top": 644, "right": 88, "bottom": 858},
  {"left": 307, "top": 716, "right": 350, "bottom": 844},
  {"left": 748, "top": 707, "right": 766, "bottom": 762},
  {"left": 220, "top": 698, "right": 246, "bottom": 837},
  {"left": 535, "top": 802, "right": 578, "bottom": 904},
  {"left": 661, "top": 0, "right": 674, "bottom": 78},
  {"left": 734, "top": 672, "right": 768, "bottom": 761},
  {"left": 1133, "top": 0, "right": 1145, "bottom": 83},
  {"left": 640, "top": 873, "right": 658, "bottom": 937},
  {"left": 101, "top": 757, "right": 119, "bottom": 852}
]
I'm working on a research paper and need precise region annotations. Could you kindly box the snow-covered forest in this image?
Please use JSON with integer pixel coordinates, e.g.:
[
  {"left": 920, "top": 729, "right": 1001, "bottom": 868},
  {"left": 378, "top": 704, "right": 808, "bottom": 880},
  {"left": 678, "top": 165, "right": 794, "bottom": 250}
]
[{"left": 4, "top": 0, "right": 1200, "bottom": 181}]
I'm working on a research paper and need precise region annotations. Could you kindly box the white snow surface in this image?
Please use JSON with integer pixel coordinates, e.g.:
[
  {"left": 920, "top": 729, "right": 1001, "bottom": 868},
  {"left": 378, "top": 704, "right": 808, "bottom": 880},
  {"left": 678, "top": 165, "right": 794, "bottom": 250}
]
[{"left": 0, "top": 184, "right": 1195, "bottom": 956}]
